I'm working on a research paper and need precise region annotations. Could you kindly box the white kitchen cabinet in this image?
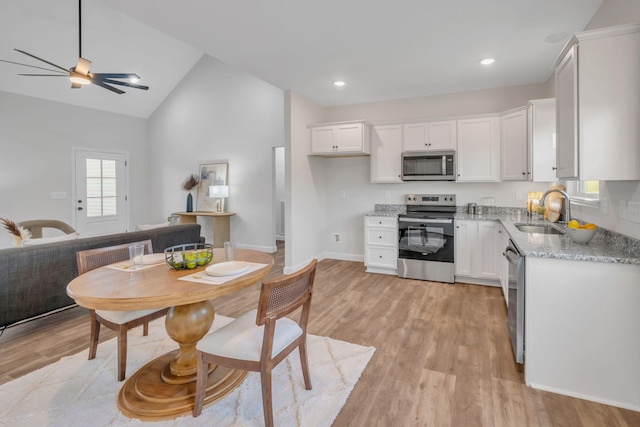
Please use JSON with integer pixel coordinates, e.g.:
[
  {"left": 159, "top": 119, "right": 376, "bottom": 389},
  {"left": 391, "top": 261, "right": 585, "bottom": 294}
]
[
  {"left": 455, "top": 219, "right": 500, "bottom": 285},
  {"left": 497, "top": 223, "right": 510, "bottom": 305},
  {"left": 402, "top": 120, "right": 456, "bottom": 152},
  {"left": 500, "top": 101, "right": 557, "bottom": 182},
  {"left": 364, "top": 216, "right": 398, "bottom": 275},
  {"left": 528, "top": 99, "right": 557, "bottom": 182},
  {"left": 525, "top": 256, "right": 640, "bottom": 410},
  {"left": 501, "top": 107, "right": 528, "bottom": 181},
  {"left": 457, "top": 116, "right": 500, "bottom": 182},
  {"left": 370, "top": 125, "right": 402, "bottom": 183},
  {"left": 553, "top": 23, "right": 640, "bottom": 180},
  {"left": 309, "top": 120, "right": 372, "bottom": 156}
]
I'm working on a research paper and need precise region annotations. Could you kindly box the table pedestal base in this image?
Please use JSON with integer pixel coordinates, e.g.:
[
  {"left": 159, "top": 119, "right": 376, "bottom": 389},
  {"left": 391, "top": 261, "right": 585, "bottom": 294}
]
[{"left": 118, "top": 349, "right": 247, "bottom": 421}]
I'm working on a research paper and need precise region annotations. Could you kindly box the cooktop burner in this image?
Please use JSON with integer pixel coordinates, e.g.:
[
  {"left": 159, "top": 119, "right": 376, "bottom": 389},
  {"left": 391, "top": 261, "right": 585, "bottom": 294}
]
[{"left": 401, "top": 194, "right": 457, "bottom": 218}]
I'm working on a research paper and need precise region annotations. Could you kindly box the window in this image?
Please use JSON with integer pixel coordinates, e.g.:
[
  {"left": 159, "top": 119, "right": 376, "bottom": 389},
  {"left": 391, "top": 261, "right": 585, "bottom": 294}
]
[
  {"left": 568, "top": 180, "right": 599, "bottom": 206},
  {"left": 86, "top": 159, "right": 118, "bottom": 217}
]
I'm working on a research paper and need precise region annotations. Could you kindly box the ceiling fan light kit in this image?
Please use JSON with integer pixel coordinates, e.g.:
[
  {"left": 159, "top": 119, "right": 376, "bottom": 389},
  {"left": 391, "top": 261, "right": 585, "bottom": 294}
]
[{"left": 0, "top": 0, "right": 148, "bottom": 94}]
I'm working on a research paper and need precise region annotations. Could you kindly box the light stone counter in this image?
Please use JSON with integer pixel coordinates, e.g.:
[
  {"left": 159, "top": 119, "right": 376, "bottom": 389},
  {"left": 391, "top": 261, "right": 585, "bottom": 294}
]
[{"left": 456, "top": 209, "right": 640, "bottom": 265}]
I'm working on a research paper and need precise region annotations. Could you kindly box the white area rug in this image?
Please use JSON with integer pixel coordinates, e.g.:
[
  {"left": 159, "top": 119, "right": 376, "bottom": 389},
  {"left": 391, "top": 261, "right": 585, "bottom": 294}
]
[{"left": 0, "top": 316, "right": 375, "bottom": 427}]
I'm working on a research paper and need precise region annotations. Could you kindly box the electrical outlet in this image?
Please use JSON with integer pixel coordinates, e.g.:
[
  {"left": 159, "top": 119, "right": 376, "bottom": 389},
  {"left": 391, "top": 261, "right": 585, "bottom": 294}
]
[
  {"left": 600, "top": 197, "right": 608, "bottom": 215},
  {"left": 340, "top": 190, "right": 346, "bottom": 199},
  {"left": 515, "top": 191, "right": 523, "bottom": 201},
  {"left": 332, "top": 233, "right": 342, "bottom": 243},
  {"left": 619, "top": 200, "right": 627, "bottom": 219},
  {"left": 627, "top": 201, "right": 640, "bottom": 223},
  {"left": 384, "top": 191, "right": 391, "bottom": 199}
]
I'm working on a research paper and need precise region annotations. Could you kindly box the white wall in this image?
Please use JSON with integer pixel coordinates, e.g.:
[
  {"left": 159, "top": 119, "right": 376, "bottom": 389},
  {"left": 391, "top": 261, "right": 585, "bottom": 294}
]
[
  {"left": 586, "top": 0, "right": 640, "bottom": 30},
  {"left": 285, "top": 90, "right": 326, "bottom": 272},
  {"left": 0, "top": 91, "right": 149, "bottom": 249},
  {"left": 148, "top": 55, "right": 284, "bottom": 252},
  {"left": 274, "top": 146, "right": 285, "bottom": 240}
]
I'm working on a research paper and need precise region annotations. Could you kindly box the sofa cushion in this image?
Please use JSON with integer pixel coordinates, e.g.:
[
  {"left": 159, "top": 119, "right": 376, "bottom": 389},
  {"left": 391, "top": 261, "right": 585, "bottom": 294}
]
[{"left": 22, "top": 232, "right": 80, "bottom": 246}]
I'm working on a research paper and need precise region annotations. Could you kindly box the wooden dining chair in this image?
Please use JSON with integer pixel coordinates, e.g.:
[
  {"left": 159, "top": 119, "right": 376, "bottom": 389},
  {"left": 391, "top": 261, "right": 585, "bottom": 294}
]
[
  {"left": 76, "top": 240, "right": 169, "bottom": 381},
  {"left": 193, "top": 259, "right": 318, "bottom": 426}
]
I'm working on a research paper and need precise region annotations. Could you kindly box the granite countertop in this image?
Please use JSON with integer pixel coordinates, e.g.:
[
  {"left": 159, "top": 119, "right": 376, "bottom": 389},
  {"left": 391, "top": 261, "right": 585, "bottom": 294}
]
[
  {"left": 458, "top": 211, "right": 640, "bottom": 265},
  {"left": 365, "top": 204, "right": 640, "bottom": 265}
]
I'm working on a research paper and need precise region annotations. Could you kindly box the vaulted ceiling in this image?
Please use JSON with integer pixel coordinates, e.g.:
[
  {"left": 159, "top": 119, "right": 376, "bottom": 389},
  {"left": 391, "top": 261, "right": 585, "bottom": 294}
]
[{"left": 0, "top": 0, "right": 603, "bottom": 118}]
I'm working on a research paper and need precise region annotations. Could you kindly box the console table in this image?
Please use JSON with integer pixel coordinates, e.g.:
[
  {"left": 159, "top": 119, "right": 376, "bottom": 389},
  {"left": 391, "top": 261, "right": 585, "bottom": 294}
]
[{"left": 174, "top": 211, "right": 236, "bottom": 248}]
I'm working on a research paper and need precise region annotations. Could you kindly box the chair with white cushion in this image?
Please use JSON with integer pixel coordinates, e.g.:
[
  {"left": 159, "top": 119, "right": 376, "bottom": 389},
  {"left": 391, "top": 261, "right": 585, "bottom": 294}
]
[
  {"left": 192, "top": 259, "right": 318, "bottom": 427},
  {"left": 76, "top": 240, "right": 169, "bottom": 381}
]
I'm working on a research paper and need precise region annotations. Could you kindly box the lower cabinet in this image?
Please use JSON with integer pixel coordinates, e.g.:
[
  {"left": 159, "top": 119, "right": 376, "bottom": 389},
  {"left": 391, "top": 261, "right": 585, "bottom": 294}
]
[
  {"left": 455, "top": 219, "right": 500, "bottom": 285},
  {"left": 497, "top": 223, "right": 510, "bottom": 305},
  {"left": 364, "top": 216, "right": 398, "bottom": 275}
]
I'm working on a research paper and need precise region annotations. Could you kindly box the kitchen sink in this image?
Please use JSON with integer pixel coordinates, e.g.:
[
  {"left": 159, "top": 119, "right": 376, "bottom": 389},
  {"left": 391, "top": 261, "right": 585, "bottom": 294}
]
[{"left": 514, "top": 223, "right": 565, "bottom": 235}]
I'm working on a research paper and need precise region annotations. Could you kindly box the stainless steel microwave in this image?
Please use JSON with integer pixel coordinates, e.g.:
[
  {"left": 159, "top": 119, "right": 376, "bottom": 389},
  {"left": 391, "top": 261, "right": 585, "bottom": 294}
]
[{"left": 401, "top": 151, "right": 456, "bottom": 181}]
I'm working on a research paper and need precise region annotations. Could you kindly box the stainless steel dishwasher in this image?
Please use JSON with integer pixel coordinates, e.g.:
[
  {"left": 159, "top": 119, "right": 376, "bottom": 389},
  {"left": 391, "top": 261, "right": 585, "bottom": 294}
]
[{"left": 505, "top": 239, "right": 525, "bottom": 364}]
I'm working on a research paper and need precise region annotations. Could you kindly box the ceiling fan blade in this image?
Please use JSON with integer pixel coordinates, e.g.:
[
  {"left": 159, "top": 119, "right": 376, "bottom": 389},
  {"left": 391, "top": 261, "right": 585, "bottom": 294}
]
[
  {"left": 75, "top": 57, "right": 91, "bottom": 75},
  {"left": 92, "top": 73, "right": 141, "bottom": 79},
  {"left": 98, "top": 78, "right": 149, "bottom": 91},
  {"left": 0, "top": 59, "right": 67, "bottom": 74},
  {"left": 14, "top": 49, "right": 68, "bottom": 73},
  {"left": 91, "top": 79, "right": 125, "bottom": 94},
  {"left": 18, "top": 74, "right": 68, "bottom": 77}
]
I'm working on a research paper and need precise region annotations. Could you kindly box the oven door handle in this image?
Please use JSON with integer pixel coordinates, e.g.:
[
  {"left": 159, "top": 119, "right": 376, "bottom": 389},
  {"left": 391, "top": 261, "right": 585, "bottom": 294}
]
[
  {"left": 400, "top": 218, "right": 453, "bottom": 224},
  {"left": 505, "top": 246, "right": 520, "bottom": 264}
]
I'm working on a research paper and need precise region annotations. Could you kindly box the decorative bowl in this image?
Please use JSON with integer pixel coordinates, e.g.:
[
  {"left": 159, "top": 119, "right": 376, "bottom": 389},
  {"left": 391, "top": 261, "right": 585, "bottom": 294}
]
[
  {"left": 164, "top": 243, "right": 213, "bottom": 269},
  {"left": 566, "top": 227, "right": 597, "bottom": 244}
]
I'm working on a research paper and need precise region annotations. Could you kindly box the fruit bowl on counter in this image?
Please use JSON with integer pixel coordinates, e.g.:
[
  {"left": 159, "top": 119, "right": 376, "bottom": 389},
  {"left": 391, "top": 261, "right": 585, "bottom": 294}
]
[
  {"left": 164, "top": 243, "right": 213, "bottom": 269},
  {"left": 566, "top": 220, "right": 597, "bottom": 244}
]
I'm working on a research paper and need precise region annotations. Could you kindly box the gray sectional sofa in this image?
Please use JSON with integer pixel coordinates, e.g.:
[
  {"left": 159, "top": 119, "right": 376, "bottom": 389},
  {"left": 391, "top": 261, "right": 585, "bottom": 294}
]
[{"left": 0, "top": 224, "right": 203, "bottom": 328}]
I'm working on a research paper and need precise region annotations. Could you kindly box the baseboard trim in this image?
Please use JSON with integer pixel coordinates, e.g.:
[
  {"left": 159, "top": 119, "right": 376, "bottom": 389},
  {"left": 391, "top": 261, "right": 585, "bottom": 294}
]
[
  {"left": 237, "top": 243, "right": 278, "bottom": 253},
  {"left": 527, "top": 382, "right": 640, "bottom": 412}
]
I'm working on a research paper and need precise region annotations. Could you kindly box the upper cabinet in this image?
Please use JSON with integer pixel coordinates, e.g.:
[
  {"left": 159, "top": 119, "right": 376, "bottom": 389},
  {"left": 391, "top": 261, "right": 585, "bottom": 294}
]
[
  {"left": 528, "top": 99, "right": 556, "bottom": 182},
  {"left": 553, "top": 23, "right": 640, "bottom": 181},
  {"left": 457, "top": 116, "right": 500, "bottom": 182},
  {"left": 500, "top": 107, "right": 528, "bottom": 181},
  {"left": 500, "top": 101, "right": 556, "bottom": 182},
  {"left": 309, "top": 120, "right": 372, "bottom": 156},
  {"left": 371, "top": 124, "right": 403, "bottom": 183},
  {"left": 402, "top": 120, "right": 457, "bottom": 151}
]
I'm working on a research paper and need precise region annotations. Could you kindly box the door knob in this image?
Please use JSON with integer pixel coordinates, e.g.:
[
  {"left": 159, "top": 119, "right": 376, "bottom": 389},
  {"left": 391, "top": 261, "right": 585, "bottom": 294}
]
[{"left": 77, "top": 207, "right": 83, "bottom": 211}]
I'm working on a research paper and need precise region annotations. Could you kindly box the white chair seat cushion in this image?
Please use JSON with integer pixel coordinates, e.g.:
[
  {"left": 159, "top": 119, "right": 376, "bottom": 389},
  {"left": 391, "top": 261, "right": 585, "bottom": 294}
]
[
  {"left": 96, "top": 308, "right": 163, "bottom": 325},
  {"left": 197, "top": 309, "right": 302, "bottom": 362}
]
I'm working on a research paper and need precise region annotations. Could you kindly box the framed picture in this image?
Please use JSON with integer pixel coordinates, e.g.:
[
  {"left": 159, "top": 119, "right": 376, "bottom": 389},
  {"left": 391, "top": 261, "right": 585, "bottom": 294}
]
[{"left": 196, "top": 161, "right": 229, "bottom": 212}]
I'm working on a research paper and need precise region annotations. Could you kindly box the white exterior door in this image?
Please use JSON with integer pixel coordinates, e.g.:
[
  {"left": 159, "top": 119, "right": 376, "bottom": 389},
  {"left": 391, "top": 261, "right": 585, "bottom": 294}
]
[{"left": 73, "top": 149, "right": 128, "bottom": 236}]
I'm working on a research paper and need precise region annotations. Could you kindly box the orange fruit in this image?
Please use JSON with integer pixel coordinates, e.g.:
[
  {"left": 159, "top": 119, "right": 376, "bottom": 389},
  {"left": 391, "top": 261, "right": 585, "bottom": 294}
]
[
  {"left": 567, "top": 220, "right": 580, "bottom": 229},
  {"left": 583, "top": 223, "right": 597, "bottom": 230}
]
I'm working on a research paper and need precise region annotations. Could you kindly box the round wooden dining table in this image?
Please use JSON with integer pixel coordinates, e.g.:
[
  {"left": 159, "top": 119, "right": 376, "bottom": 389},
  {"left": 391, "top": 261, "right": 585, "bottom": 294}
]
[{"left": 67, "top": 248, "right": 274, "bottom": 421}]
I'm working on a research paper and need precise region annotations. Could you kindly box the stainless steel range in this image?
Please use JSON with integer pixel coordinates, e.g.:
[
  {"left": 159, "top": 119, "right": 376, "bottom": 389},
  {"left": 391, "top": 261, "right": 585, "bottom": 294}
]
[{"left": 398, "top": 194, "right": 456, "bottom": 283}]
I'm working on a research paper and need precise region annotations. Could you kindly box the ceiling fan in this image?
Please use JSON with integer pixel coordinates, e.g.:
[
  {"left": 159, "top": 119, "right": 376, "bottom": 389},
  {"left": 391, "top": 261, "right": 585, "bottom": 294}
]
[{"left": 0, "top": 0, "right": 149, "bottom": 94}]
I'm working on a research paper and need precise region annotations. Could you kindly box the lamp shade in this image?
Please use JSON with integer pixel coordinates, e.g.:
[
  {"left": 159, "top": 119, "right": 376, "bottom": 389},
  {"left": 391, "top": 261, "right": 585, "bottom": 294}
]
[{"left": 209, "top": 185, "right": 229, "bottom": 198}]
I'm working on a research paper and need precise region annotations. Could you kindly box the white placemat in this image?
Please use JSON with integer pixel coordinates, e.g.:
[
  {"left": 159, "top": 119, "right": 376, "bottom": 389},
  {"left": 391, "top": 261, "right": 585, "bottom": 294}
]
[
  {"left": 105, "top": 260, "right": 167, "bottom": 272},
  {"left": 179, "top": 262, "right": 269, "bottom": 285}
]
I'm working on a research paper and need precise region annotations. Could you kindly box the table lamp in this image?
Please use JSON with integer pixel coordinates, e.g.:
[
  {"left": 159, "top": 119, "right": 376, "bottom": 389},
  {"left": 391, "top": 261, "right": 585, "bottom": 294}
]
[{"left": 209, "top": 185, "right": 229, "bottom": 212}]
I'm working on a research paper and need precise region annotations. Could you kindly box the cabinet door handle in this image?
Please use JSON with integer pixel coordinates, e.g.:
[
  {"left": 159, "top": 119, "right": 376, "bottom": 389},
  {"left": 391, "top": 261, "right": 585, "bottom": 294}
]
[{"left": 552, "top": 166, "right": 558, "bottom": 170}]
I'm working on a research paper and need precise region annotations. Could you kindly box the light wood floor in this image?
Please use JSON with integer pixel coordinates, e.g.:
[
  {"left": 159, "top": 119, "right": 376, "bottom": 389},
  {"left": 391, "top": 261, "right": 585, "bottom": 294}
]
[{"left": 1, "top": 242, "right": 638, "bottom": 426}]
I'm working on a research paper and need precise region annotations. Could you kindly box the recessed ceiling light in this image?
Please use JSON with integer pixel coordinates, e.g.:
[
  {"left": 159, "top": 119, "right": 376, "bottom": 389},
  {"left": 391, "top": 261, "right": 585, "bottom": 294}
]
[
  {"left": 334, "top": 80, "right": 346, "bottom": 87},
  {"left": 130, "top": 77, "right": 139, "bottom": 83},
  {"left": 480, "top": 58, "right": 495, "bottom": 65},
  {"left": 545, "top": 32, "right": 569, "bottom": 43}
]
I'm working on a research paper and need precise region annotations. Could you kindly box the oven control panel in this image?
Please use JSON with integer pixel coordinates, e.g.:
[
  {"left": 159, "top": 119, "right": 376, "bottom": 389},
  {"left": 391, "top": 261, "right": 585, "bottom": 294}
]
[{"left": 405, "top": 194, "right": 456, "bottom": 206}]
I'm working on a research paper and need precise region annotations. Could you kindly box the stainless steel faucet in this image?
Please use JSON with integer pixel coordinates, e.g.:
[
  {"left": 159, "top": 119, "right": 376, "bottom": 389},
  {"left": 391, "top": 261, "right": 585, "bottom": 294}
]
[{"left": 540, "top": 189, "right": 571, "bottom": 223}]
